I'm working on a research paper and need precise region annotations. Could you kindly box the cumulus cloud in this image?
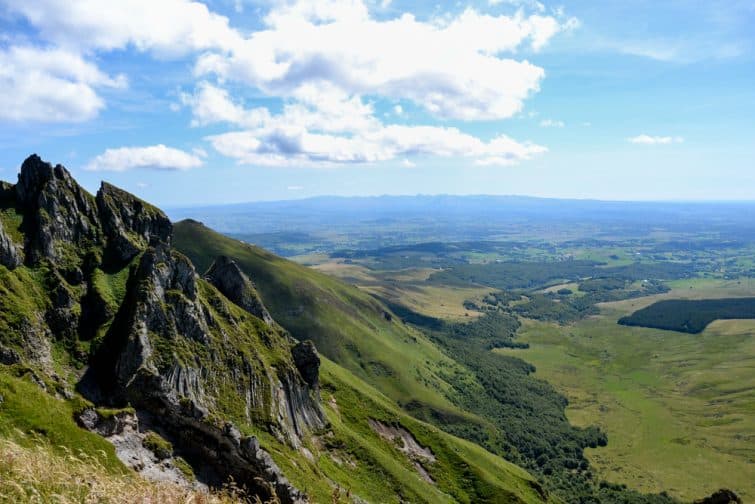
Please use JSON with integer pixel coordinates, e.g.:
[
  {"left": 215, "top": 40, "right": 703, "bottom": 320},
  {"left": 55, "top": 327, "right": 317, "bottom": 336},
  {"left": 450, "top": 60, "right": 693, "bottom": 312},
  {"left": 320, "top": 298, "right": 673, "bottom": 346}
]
[
  {"left": 206, "top": 124, "right": 546, "bottom": 167},
  {"left": 184, "top": 81, "right": 546, "bottom": 166},
  {"left": 627, "top": 134, "right": 684, "bottom": 145},
  {"left": 193, "top": 4, "right": 575, "bottom": 120},
  {"left": 85, "top": 145, "right": 204, "bottom": 171},
  {"left": 0, "top": 46, "right": 125, "bottom": 122},
  {"left": 6, "top": 0, "right": 571, "bottom": 165},
  {"left": 539, "top": 118, "right": 564, "bottom": 128},
  {"left": 0, "top": 0, "right": 240, "bottom": 55},
  {"left": 0, "top": 0, "right": 238, "bottom": 121}
]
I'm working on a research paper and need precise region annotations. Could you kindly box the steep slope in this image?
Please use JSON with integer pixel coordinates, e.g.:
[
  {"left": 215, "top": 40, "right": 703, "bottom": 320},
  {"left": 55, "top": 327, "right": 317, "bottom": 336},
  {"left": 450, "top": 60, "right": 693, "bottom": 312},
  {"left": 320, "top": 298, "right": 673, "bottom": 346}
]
[
  {"left": 0, "top": 155, "right": 551, "bottom": 503},
  {"left": 174, "top": 219, "right": 490, "bottom": 424}
]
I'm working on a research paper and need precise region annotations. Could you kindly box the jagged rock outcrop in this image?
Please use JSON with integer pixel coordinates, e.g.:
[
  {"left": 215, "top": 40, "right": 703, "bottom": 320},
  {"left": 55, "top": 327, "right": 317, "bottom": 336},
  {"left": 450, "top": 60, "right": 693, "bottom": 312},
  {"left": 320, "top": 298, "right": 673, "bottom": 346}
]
[
  {"left": 96, "top": 182, "right": 172, "bottom": 264},
  {"left": 1, "top": 155, "right": 327, "bottom": 502},
  {"left": 292, "top": 340, "right": 320, "bottom": 389},
  {"left": 205, "top": 255, "right": 274, "bottom": 325},
  {"left": 0, "top": 219, "right": 22, "bottom": 269},
  {"left": 0, "top": 345, "right": 21, "bottom": 365},
  {"left": 14, "top": 154, "right": 101, "bottom": 269},
  {"left": 85, "top": 243, "right": 323, "bottom": 499},
  {"left": 121, "top": 371, "right": 307, "bottom": 503}
]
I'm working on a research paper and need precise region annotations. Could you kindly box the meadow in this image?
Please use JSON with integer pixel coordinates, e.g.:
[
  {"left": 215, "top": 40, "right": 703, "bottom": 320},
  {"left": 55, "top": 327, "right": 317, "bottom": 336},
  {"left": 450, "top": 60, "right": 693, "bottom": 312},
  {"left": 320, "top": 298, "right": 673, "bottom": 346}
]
[{"left": 499, "top": 279, "right": 755, "bottom": 501}]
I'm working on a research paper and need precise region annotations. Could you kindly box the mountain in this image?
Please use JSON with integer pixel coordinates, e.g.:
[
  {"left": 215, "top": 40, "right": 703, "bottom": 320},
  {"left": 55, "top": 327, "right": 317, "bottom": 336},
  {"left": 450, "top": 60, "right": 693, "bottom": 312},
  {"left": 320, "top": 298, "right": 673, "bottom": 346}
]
[{"left": 0, "top": 155, "right": 550, "bottom": 503}]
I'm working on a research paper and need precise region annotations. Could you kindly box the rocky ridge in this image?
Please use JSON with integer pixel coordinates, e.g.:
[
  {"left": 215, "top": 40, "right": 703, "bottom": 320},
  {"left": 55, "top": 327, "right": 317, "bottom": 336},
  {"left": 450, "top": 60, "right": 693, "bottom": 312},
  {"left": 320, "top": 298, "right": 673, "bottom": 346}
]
[{"left": 0, "top": 155, "right": 326, "bottom": 503}]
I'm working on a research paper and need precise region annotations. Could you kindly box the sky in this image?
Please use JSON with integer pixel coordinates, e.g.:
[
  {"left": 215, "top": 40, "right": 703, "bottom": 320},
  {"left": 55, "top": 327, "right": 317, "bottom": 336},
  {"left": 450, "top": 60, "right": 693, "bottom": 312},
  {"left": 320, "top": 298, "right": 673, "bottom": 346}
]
[{"left": 0, "top": 0, "right": 753, "bottom": 206}]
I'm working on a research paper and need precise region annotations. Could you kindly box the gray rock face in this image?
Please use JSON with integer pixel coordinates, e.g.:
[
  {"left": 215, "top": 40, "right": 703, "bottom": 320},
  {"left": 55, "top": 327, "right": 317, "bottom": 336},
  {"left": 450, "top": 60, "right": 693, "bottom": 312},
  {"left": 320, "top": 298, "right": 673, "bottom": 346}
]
[
  {"left": 15, "top": 154, "right": 101, "bottom": 266},
  {"left": 90, "top": 243, "right": 323, "bottom": 501},
  {"left": 5, "top": 155, "right": 326, "bottom": 503},
  {"left": 96, "top": 182, "right": 172, "bottom": 263},
  {"left": 0, "top": 345, "right": 21, "bottom": 365},
  {"left": 204, "top": 255, "right": 274, "bottom": 325},
  {"left": 291, "top": 341, "right": 320, "bottom": 389},
  {"left": 0, "top": 219, "right": 22, "bottom": 269},
  {"left": 126, "top": 371, "right": 308, "bottom": 504}
]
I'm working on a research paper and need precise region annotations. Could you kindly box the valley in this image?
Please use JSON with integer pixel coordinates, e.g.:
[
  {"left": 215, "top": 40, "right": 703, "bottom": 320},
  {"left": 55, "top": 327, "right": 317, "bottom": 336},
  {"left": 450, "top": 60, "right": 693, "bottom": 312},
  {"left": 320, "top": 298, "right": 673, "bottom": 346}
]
[{"left": 1, "top": 157, "right": 751, "bottom": 503}]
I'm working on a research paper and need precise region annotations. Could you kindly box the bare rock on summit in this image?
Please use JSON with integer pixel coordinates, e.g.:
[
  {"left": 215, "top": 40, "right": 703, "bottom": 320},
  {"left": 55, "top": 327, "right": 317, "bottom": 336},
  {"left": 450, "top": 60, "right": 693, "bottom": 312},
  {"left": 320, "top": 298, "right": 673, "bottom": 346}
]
[
  {"left": 15, "top": 154, "right": 101, "bottom": 266},
  {"left": 96, "top": 182, "right": 172, "bottom": 264}
]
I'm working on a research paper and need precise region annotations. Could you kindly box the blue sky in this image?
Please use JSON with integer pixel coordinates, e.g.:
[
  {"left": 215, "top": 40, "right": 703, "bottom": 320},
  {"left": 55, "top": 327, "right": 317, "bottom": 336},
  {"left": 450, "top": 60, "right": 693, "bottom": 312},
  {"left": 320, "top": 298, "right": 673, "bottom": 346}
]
[{"left": 0, "top": 0, "right": 753, "bottom": 206}]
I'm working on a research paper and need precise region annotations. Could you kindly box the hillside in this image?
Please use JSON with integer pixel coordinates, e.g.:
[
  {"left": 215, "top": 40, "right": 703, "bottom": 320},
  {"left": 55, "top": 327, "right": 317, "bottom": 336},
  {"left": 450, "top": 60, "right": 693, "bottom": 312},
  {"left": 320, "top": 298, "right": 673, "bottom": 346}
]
[
  {"left": 174, "top": 219, "right": 484, "bottom": 417},
  {"left": 0, "top": 154, "right": 550, "bottom": 503},
  {"left": 172, "top": 221, "right": 705, "bottom": 504}
]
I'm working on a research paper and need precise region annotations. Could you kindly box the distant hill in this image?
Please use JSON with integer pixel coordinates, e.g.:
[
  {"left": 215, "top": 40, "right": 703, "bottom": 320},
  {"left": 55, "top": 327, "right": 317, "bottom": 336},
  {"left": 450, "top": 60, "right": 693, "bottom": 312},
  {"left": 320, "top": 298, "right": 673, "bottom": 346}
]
[{"left": 168, "top": 195, "right": 755, "bottom": 255}]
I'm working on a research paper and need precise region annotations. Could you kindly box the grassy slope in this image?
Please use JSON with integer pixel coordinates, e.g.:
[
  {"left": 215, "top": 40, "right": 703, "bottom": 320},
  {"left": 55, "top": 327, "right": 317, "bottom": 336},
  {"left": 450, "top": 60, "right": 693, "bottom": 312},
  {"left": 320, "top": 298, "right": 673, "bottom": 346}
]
[
  {"left": 497, "top": 278, "right": 755, "bottom": 501},
  {"left": 259, "top": 358, "right": 552, "bottom": 504},
  {"left": 0, "top": 227, "right": 550, "bottom": 503},
  {"left": 0, "top": 267, "right": 543, "bottom": 503},
  {"left": 0, "top": 361, "right": 548, "bottom": 504},
  {"left": 173, "top": 220, "right": 480, "bottom": 419},
  {"left": 173, "top": 220, "right": 555, "bottom": 502},
  {"left": 0, "top": 370, "right": 124, "bottom": 473}
]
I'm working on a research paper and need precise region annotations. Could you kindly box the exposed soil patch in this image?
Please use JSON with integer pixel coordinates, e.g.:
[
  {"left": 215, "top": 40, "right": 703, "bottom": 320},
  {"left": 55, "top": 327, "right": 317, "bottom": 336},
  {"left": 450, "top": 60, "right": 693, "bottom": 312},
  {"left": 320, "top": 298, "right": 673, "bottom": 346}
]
[{"left": 368, "top": 419, "right": 436, "bottom": 483}]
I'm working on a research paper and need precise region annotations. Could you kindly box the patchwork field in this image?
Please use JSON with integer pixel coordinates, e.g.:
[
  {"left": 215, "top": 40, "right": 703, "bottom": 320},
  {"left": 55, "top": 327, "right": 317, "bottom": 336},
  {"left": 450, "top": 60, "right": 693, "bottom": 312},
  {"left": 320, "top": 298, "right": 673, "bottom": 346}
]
[{"left": 498, "top": 279, "right": 755, "bottom": 501}]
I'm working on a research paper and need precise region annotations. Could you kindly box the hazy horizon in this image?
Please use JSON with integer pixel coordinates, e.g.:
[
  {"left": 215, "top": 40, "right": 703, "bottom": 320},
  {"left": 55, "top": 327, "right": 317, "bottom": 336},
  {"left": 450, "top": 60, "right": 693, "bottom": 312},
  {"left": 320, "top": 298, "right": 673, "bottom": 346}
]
[{"left": 1, "top": 0, "right": 753, "bottom": 205}]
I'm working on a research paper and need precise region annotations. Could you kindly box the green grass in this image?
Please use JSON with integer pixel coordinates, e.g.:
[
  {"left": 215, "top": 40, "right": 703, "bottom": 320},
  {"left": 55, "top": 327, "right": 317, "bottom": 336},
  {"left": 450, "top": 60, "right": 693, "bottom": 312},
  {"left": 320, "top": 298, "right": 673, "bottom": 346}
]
[
  {"left": 497, "top": 279, "right": 755, "bottom": 501},
  {"left": 142, "top": 431, "right": 173, "bottom": 459},
  {"left": 173, "top": 220, "right": 481, "bottom": 421},
  {"left": 92, "top": 266, "right": 131, "bottom": 310},
  {"left": 0, "top": 369, "right": 125, "bottom": 473},
  {"left": 258, "top": 357, "right": 552, "bottom": 504},
  {"left": 0, "top": 266, "right": 49, "bottom": 346},
  {"left": 0, "top": 206, "right": 24, "bottom": 245}
]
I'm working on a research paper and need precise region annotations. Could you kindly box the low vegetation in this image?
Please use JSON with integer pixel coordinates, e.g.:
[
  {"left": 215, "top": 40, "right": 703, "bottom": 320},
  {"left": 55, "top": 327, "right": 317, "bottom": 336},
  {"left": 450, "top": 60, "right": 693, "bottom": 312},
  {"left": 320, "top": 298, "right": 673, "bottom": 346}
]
[{"left": 0, "top": 436, "right": 244, "bottom": 503}]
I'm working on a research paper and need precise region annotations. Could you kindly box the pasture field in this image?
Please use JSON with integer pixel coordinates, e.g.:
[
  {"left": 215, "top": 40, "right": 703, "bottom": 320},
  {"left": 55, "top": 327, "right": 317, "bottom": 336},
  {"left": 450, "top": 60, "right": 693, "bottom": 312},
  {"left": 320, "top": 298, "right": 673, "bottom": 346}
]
[
  {"left": 498, "top": 279, "right": 755, "bottom": 501},
  {"left": 310, "top": 259, "right": 489, "bottom": 320}
]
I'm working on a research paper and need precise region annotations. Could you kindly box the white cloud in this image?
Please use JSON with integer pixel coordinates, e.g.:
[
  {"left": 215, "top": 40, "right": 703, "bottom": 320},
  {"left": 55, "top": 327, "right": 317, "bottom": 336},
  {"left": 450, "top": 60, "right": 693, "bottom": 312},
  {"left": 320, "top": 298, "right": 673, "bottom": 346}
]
[
  {"left": 182, "top": 81, "right": 379, "bottom": 133},
  {"left": 1, "top": 0, "right": 241, "bottom": 56},
  {"left": 402, "top": 158, "right": 416, "bottom": 167},
  {"left": 193, "top": 4, "right": 575, "bottom": 120},
  {"left": 393, "top": 105, "right": 404, "bottom": 116},
  {"left": 183, "top": 80, "right": 546, "bottom": 166},
  {"left": 85, "top": 145, "right": 205, "bottom": 171},
  {"left": 0, "top": 46, "right": 125, "bottom": 122},
  {"left": 206, "top": 123, "right": 546, "bottom": 167},
  {"left": 5, "top": 0, "right": 572, "bottom": 165},
  {"left": 627, "top": 134, "right": 684, "bottom": 145},
  {"left": 539, "top": 118, "right": 564, "bottom": 128}
]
